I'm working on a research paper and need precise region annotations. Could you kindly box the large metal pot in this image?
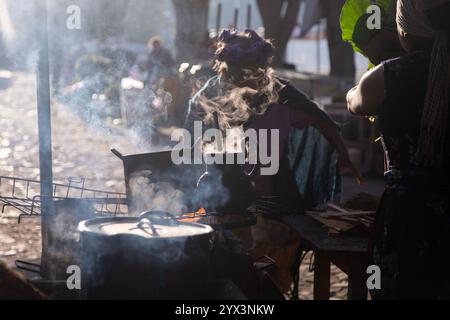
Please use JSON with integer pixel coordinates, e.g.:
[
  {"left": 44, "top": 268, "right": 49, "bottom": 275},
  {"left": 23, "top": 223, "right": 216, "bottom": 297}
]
[{"left": 78, "top": 211, "right": 215, "bottom": 299}]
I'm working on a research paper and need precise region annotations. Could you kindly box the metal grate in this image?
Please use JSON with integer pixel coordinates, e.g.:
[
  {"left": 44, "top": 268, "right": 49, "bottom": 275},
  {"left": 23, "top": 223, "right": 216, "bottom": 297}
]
[
  {"left": 0, "top": 176, "right": 128, "bottom": 223},
  {"left": 174, "top": 196, "right": 293, "bottom": 230}
]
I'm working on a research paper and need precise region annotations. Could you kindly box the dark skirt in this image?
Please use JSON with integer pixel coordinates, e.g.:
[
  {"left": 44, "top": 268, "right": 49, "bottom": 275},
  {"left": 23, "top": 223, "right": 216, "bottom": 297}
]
[{"left": 372, "top": 182, "right": 450, "bottom": 299}]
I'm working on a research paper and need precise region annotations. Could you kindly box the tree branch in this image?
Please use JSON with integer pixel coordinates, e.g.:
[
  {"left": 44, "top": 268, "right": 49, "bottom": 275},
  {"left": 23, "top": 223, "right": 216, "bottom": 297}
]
[{"left": 279, "top": 0, "right": 301, "bottom": 45}]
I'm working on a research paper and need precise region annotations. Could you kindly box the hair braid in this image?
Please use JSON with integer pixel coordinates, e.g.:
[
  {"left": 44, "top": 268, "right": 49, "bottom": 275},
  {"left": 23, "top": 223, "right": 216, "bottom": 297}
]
[{"left": 416, "top": 31, "right": 450, "bottom": 167}]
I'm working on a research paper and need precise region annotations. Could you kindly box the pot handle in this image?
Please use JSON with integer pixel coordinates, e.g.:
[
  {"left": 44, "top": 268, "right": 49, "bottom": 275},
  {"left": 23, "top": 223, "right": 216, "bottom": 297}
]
[
  {"left": 137, "top": 218, "right": 159, "bottom": 236},
  {"left": 241, "top": 136, "right": 259, "bottom": 178},
  {"left": 139, "top": 211, "right": 180, "bottom": 226},
  {"left": 110, "top": 148, "right": 124, "bottom": 160}
]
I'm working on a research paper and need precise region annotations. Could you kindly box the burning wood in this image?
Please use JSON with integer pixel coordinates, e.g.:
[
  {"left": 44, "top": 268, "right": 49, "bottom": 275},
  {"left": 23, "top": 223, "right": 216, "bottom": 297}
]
[{"left": 178, "top": 208, "right": 207, "bottom": 223}]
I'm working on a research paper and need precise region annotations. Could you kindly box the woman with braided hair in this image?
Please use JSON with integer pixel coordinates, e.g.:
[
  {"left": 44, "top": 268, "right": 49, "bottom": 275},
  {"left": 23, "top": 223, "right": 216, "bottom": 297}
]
[{"left": 347, "top": 0, "right": 450, "bottom": 299}]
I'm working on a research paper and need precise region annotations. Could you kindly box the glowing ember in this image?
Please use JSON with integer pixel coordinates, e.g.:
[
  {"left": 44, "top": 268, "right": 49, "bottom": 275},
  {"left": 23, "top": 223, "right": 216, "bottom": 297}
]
[{"left": 178, "top": 208, "right": 207, "bottom": 223}]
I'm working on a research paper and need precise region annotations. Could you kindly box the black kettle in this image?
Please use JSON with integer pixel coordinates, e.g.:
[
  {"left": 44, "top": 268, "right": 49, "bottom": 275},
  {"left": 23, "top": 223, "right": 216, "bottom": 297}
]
[{"left": 195, "top": 153, "right": 257, "bottom": 213}]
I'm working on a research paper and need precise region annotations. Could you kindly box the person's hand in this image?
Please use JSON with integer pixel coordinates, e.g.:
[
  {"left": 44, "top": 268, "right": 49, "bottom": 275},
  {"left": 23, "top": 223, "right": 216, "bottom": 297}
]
[{"left": 338, "top": 153, "right": 364, "bottom": 185}]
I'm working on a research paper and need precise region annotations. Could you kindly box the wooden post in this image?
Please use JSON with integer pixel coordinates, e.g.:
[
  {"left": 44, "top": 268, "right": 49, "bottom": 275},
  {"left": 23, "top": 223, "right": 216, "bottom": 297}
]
[
  {"left": 233, "top": 8, "right": 239, "bottom": 30},
  {"left": 316, "top": 20, "right": 321, "bottom": 74},
  {"left": 313, "top": 252, "right": 331, "bottom": 300},
  {"left": 216, "top": 2, "right": 222, "bottom": 34},
  {"left": 347, "top": 265, "right": 368, "bottom": 300},
  {"left": 246, "top": 4, "right": 252, "bottom": 29}
]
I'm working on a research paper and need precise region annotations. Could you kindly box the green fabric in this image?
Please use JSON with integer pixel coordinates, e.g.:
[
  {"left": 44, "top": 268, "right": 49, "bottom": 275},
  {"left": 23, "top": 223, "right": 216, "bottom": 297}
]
[{"left": 340, "top": 0, "right": 396, "bottom": 56}]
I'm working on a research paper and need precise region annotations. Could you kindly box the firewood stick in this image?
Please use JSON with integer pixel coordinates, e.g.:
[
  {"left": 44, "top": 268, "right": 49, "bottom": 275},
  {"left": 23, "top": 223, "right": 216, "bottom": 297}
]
[
  {"left": 327, "top": 202, "right": 350, "bottom": 213},
  {"left": 307, "top": 211, "right": 375, "bottom": 217}
]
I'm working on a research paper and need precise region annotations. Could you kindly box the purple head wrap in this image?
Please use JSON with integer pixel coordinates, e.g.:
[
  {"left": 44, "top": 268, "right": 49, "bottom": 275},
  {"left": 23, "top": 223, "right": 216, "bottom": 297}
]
[{"left": 215, "top": 29, "right": 274, "bottom": 66}]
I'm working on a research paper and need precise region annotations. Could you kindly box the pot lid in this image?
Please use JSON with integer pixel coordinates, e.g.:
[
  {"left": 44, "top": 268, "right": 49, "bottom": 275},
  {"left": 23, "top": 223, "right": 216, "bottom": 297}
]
[{"left": 79, "top": 212, "right": 213, "bottom": 239}]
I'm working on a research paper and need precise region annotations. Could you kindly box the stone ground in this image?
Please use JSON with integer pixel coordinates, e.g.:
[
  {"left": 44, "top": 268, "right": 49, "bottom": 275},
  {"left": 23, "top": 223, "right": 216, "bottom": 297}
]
[{"left": 0, "top": 72, "right": 385, "bottom": 300}]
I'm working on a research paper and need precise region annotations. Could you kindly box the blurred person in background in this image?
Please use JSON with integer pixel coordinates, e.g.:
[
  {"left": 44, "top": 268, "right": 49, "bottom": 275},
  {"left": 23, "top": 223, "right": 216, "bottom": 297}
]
[
  {"left": 347, "top": 0, "right": 450, "bottom": 299},
  {"left": 145, "top": 36, "right": 176, "bottom": 88}
]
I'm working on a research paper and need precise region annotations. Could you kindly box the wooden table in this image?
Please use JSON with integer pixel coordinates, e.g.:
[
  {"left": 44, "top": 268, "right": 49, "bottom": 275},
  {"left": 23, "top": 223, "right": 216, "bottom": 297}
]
[{"left": 283, "top": 214, "right": 369, "bottom": 300}]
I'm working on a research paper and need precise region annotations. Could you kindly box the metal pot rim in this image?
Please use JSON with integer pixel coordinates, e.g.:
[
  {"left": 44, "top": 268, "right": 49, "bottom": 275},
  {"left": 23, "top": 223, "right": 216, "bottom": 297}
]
[{"left": 78, "top": 216, "right": 214, "bottom": 240}]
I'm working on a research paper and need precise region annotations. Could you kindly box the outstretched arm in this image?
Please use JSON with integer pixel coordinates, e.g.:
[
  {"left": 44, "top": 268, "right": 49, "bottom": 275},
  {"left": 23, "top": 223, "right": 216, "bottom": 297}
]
[
  {"left": 281, "top": 82, "right": 363, "bottom": 184},
  {"left": 313, "top": 119, "right": 364, "bottom": 184}
]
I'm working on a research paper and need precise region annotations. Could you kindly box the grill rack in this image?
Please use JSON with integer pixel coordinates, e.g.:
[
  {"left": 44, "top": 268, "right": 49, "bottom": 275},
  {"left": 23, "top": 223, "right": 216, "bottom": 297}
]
[
  {"left": 175, "top": 196, "right": 294, "bottom": 230},
  {"left": 0, "top": 176, "right": 128, "bottom": 223}
]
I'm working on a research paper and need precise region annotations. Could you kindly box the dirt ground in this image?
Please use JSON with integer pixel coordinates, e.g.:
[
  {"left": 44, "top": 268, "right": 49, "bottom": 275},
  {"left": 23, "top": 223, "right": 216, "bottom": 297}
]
[{"left": 0, "top": 73, "right": 385, "bottom": 300}]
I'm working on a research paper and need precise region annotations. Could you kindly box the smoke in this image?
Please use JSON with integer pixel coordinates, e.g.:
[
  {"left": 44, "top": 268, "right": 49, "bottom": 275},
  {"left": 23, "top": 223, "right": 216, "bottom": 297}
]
[
  {"left": 189, "top": 164, "right": 231, "bottom": 211},
  {"left": 128, "top": 164, "right": 231, "bottom": 215},
  {"left": 129, "top": 170, "right": 187, "bottom": 214},
  {"left": 58, "top": 82, "right": 173, "bottom": 156},
  {"left": 0, "top": 0, "right": 38, "bottom": 68},
  {"left": 196, "top": 68, "right": 280, "bottom": 131},
  {"left": 0, "top": 0, "right": 15, "bottom": 48}
]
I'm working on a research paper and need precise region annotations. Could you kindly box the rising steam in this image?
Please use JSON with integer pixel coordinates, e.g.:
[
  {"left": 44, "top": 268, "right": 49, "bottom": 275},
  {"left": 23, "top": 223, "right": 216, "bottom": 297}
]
[
  {"left": 196, "top": 67, "right": 281, "bottom": 131},
  {"left": 0, "top": 0, "right": 16, "bottom": 49}
]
